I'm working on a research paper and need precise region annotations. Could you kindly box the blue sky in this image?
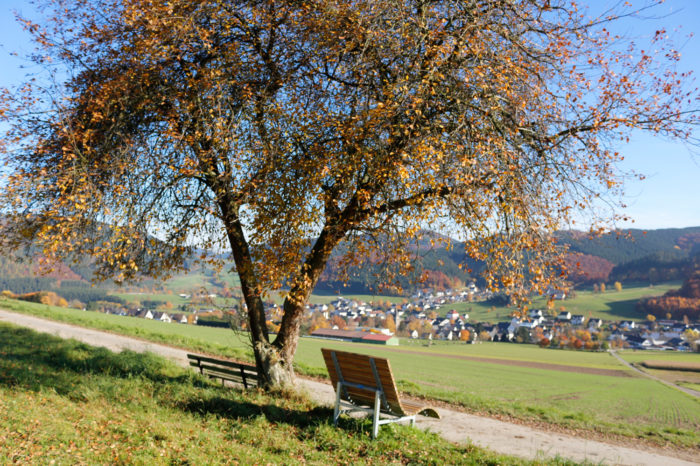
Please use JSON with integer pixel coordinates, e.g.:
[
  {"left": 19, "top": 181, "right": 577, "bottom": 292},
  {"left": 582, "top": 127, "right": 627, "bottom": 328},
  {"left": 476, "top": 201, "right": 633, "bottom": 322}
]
[{"left": 0, "top": 1, "right": 698, "bottom": 231}]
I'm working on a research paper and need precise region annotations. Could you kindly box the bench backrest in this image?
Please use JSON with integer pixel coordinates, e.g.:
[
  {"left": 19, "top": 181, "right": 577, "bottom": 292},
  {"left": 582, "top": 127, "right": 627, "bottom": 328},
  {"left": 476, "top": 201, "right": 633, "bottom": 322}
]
[
  {"left": 321, "top": 348, "right": 402, "bottom": 414},
  {"left": 187, "top": 354, "right": 258, "bottom": 388}
]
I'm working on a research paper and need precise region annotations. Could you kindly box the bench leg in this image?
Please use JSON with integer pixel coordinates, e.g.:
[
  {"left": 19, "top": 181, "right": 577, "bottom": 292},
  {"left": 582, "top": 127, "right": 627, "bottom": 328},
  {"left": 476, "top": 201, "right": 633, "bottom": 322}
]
[
  {"left": 333, "top": 382, "right": 342, "bottom": 426},
  {"left": 372, "top": 391, "right": 380, "bottom": 439}
]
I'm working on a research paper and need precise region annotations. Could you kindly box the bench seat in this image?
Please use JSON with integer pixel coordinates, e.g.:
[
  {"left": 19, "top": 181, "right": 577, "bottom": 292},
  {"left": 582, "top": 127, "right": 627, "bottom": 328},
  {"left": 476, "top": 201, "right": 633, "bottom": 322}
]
[{"left": 321, "top": 348, "right": 439, "bottom": 438}]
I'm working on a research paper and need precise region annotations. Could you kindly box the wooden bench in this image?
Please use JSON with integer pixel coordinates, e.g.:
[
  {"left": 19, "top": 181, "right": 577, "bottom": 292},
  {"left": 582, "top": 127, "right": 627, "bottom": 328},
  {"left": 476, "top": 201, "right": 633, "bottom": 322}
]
[
  {"left": 187, "top": 353, "right": 258, "bottom": 389},
  {"left": 321, "top": 348, "right": 440, "bottom": 438}
]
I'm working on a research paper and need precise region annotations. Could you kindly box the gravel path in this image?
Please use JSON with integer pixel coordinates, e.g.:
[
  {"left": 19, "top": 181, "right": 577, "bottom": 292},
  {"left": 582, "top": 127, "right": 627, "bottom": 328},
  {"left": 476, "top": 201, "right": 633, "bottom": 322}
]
[{"left": 1, "top": 309, "right": 697, "bottom": 466}]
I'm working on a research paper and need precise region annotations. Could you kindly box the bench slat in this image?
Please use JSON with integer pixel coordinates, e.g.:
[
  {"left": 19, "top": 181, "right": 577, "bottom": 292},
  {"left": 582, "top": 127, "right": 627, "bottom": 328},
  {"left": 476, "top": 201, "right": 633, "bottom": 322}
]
[
  {"left": 187, "top": 353, "right": 258, "bottom": 389},
  {"left": 322, "top": 347, "right": 440, "bottom": 438}
]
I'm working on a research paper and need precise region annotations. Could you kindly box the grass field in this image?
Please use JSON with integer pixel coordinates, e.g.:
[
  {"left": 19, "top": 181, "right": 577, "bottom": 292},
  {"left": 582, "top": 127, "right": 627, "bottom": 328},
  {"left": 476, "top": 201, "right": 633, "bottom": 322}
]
[
  {"left": 440, "top": 283, "right": 679, "bottom": 322},
  {"left": 3, "top": 297, "right": 699, "bottom": 449},
  {"left": 0, "top": 323, "right": 529, "bottom": 465},
  {"left": 615, "top": 351, "right": 700, "bottom": 395}
]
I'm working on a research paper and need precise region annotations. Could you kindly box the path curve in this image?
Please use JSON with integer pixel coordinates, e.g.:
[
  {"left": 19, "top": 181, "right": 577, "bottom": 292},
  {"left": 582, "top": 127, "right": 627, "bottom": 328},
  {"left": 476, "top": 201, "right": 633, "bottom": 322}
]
[
  {"left": 609, "top": 350, "right": 700, "bottom": 398},
  {"left": 0, "top": 309, "right": 696, "bottom": 466}
]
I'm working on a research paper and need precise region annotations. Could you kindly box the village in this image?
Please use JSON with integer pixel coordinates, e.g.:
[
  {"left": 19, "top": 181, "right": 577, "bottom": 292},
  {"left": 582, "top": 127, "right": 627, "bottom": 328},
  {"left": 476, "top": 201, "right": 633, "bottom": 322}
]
[{"left": 99, "top": 283, "right": 700, "bottom": 352}]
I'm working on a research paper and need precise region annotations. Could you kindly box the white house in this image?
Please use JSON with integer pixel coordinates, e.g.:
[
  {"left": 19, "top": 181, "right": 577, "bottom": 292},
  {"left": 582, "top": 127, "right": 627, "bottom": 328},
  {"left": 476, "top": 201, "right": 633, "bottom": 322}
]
[{"left": 571, "top": 315, "right": 586, "bottom": 326}]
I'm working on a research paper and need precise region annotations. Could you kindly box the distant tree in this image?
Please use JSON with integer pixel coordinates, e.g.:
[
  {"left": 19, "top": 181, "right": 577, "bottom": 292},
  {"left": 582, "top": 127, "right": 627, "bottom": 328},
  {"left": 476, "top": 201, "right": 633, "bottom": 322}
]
[
  {"left": 384, "top": 315, "right": 397, "bottom": 334},
  {"left": 1, "top": 0, "right": 696, "bottom": 389},
  {"left": 647, "top": 314, "right": 656, "bottom": 322},
  {"left": 614, "top": 281, "right": 623, "bottom": 292},
  {"left": 600, "top": 283, "right": 606, "bottom": 293},
  {"left": 330, "top": 315, "right": 347, "bottom": 330},
  {"left": 515, "top": 326, "right": 530, "bottom": 344},
  {"left": 459, "top": 329, "right": 471, "bottom": 341}
]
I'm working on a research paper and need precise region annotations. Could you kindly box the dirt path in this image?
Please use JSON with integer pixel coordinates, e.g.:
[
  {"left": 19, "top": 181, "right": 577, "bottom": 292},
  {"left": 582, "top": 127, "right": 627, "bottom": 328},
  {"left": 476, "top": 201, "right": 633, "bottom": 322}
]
[
  {"left": 0, "top": 309, "right": 697, "bottom": 466},
  {"left": 610, "top": 350, "right": 700, "bottom": 398}
]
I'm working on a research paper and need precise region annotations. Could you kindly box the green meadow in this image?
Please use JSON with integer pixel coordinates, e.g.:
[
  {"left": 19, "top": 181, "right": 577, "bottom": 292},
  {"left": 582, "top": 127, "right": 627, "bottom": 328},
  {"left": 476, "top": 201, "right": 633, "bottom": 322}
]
[
  {"left": 2, "top": 297, "right": 699, "bottom": 449},
  {"left": 440, "top": 283, "right": 679, "bottom": 322},
  {"left": 1, "top": 323, "right": 529, "bottom": 465}
]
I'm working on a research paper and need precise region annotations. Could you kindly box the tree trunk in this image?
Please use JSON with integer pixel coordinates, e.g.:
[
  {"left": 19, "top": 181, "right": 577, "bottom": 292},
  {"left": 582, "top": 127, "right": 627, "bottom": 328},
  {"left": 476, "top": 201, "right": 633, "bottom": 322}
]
[
  {"left": 271, "top": 226, "right": 348, "bottom": 386},
  {"left": 221, "top": 191, "right": 351, "bottom": 390}
]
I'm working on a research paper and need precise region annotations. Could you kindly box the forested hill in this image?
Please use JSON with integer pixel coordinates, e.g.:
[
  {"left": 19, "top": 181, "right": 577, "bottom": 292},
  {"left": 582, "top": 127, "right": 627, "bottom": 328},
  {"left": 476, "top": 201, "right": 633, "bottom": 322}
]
[
  {"left": 556, "top": 227, "right": 700, "bottom": 265},
  {"left": 556, "top": 227, "right": 700, "bottom": 285},
  {"left": 0, "top": 226, "right": 698, "bottom": 296}
]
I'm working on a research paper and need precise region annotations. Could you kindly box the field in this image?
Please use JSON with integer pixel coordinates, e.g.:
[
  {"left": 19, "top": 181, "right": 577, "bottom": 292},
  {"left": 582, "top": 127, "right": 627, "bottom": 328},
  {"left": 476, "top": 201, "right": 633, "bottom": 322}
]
[
  {"left": 3, "top": 297, "right": 699, "bottom": 449},
  {"left": 439, "top": 283, "right": 679, "bottom": 322},
  {"left": 0, "top": 323, "right": 522, "bottom": 465},
  {"left": 615, "top": 351, "right": 700, "bottom": 394}
]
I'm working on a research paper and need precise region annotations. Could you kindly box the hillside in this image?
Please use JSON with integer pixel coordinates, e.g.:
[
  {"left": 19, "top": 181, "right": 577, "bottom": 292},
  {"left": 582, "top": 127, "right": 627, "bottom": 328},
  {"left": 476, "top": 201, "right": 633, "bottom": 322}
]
[
  {"left": 0, "top": 226, "right": 698, "bottom": 297},
  {"left": 637, "top": 270, "right": 700, "bottom": 320},
  {"left": 557, "top": 227, "right": 700, "bottom": 264}
]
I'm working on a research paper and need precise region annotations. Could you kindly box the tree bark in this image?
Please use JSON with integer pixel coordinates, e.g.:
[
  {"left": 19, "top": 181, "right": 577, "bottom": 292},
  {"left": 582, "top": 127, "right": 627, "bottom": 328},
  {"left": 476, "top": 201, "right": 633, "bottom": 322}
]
[{"left": 272, "top": 224, "right": 349, "bottom": 380}]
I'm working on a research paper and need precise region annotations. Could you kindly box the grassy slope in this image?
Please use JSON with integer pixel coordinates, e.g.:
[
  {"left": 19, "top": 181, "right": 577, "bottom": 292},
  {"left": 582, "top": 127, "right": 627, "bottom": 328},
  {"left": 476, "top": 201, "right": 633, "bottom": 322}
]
[
  {"left": 441, "top": 284, "right": 679, "bottom": 322},
  {"left": 0, "top": 323, "right": 529, "bottom": 465},
  {"left": 2, "top": 297, "right": 699, "bottom": 448}
]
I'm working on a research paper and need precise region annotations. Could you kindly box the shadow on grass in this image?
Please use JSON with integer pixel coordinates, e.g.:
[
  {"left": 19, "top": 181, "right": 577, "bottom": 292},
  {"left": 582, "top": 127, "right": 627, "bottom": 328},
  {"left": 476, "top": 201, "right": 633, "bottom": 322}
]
[
  {"left": 178, "top": 394, "right": 383, "bottom": 440},
  {"left": 605, "top": 298, "right": 645, "bottom": 320},
  {"left": 180, "top": 395, "right": 335, "bottom": 428},
  {"left": 0, "top": 322, "right": 374, "bottom": 437},
  {"left": 0, "top": 323, "right": 207, "bottom": 395}
]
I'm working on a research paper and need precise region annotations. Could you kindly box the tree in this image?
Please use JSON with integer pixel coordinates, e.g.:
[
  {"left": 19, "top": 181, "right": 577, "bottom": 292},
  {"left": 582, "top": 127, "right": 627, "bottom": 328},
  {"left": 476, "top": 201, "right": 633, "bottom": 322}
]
[
  {"left": 614, "top": 281, "right": 623, "bottom": 292},
  {"left": 1, "top": 0, "right": 696, "bottom": 389},
  {"left": 330, "top": 315, "right": 347, "bottom": 330},
  {"left": 384, "top": 315, "right": 397, "bottom": 334}
]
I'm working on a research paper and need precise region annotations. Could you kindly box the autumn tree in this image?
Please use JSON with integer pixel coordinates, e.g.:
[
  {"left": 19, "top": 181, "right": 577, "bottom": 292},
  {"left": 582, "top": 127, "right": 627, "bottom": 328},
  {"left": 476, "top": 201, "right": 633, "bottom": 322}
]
[
  {"left": 384, "top": 315, "right": 397, "bottom": 334},
  {"left": 1, "top": 0, "right": 697, "bottom": 389}
]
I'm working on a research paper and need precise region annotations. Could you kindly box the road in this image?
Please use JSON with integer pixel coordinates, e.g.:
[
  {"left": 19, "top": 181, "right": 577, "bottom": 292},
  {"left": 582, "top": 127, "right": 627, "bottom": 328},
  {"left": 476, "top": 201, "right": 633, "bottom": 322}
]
[{"left": 0, "top": 309, "right": 697, "bottom": 466}]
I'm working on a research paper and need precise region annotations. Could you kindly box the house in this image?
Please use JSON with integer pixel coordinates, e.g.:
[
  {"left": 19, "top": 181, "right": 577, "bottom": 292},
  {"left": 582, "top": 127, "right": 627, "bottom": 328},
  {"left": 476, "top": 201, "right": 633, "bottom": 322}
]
[
  {"left": 170, "top": 313, "right": 188, "bottom": 324},
  {"left": 480, "top": 325, "right": 498, "bottom": 341},
  {"left": 557, "top": 311, "right": 571, "bottom": 321},
  {"left": 625, "top": 334, "right": 652, "bottom": 349},
  {"left": 661, "top": 337, "right": 687, "bottom": 350},
  {"left": 588, "top": 318, "right": 602, "bottom": 329},
  {"left": 496, "top": 322, "right": 514, "bottom": 342},
  {"left": 571, "top": 315, "right": 586, "bottom": 326},
  {"left": 620, "top": 321, "right": 636, "bottom": 330},
  {"left": 152, "top": 312, "right": 172, "bottom": 323},
  {"left": 137, "top": 309, "right": 154, "bottom": 320}
]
